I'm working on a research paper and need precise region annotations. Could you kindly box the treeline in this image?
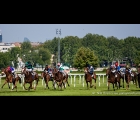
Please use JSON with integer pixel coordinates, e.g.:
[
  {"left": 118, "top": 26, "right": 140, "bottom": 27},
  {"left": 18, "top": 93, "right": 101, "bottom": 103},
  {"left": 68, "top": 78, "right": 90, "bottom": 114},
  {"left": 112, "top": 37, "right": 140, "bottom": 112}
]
[
  {"left": 43, "top": 33, "right": 140, "bottom": 67},
  {"left": 0, "top": 33, "right": 140, "bottom": 69}
]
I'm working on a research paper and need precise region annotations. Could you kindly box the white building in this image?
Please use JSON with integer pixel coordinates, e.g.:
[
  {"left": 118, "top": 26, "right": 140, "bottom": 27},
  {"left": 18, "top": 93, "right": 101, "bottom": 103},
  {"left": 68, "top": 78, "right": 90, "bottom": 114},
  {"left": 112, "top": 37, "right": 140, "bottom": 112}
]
[{"left": 0, "top": 43, "right": 15, "bottom": 52}]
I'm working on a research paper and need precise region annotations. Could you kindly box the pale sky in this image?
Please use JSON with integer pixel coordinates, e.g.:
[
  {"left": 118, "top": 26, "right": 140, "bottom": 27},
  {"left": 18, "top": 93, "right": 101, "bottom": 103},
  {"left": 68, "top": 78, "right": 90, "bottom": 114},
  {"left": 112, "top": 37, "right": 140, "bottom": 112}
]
[{"left": 0, "top": 24, "right": 140, "bottom": 43}]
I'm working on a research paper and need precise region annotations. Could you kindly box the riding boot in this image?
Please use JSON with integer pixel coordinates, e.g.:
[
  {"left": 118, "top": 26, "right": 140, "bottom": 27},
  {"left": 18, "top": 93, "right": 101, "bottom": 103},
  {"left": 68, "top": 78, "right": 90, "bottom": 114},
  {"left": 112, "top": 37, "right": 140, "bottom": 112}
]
[
  {"left": 63, "top": 73, "right": 65, "bottom": 77},
  {"left": 12, "top": 73, "right": 15, "bottom": 78},
  {"left": 31, "top": 71, "right": 34, "bottom": 75}
]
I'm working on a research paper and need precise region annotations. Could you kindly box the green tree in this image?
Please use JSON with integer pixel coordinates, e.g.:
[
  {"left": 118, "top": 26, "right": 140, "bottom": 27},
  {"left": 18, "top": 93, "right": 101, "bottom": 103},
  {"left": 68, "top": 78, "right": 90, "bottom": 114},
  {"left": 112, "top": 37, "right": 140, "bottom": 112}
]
[
  {"left": 38, "top": 48, "right": 51, "bottom": 66},
  {"left": 8, "top": 47, "right": 21, "bottom": 68},
  {"left": 20, "top": 41, "right": 32, "bottom": 57},
  {"left": 0, "top": 52, "right": 11, "bottom": 68},
  {"left": 73, "top": 47, "right": 99, "bottom": 69}
]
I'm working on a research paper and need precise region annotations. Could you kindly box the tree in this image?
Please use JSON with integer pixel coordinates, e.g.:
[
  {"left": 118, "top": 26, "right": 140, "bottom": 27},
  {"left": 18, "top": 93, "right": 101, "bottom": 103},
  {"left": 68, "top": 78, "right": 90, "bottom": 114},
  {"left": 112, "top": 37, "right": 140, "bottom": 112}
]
[
  {"left": 0, "top": 52, "right": 11, "bottom": 68},
  {"left": 20, "top": 41, "right": 32, "bottom": 54},
  {"left": 73, "top": 47, "right": 99, "bottom": 69},
  {"left": 8, "top": 47, "right": 21, "bottom": 68},
  {"left": 38, "top": 48, "right": 51, "bottom": 66}
]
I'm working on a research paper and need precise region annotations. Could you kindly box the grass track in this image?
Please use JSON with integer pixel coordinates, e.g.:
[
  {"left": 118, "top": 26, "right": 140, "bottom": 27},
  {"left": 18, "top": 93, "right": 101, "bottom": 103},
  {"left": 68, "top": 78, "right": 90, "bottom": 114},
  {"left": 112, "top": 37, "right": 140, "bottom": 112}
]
[{"left": 0, "top": 75, "right": 140, "bottom": 96}]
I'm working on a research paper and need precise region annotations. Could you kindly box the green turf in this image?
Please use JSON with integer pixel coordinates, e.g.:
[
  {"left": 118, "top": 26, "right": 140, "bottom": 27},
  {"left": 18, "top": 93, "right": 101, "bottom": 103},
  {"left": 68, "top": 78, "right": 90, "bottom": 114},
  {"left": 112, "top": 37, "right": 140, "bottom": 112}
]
[{"left": 0, "top": 75, "right": 140, "bottom": 96}]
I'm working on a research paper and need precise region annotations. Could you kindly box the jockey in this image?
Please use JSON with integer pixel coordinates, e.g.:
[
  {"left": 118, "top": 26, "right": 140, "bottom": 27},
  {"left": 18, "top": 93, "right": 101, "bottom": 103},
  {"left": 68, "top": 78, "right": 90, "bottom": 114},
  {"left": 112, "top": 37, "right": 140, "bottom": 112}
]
[
  {"left": 115, "top": 61, "right": 118, "bottom": 70},
  {"left": 44, "top": 65, "right": 52, "bottom": 77},
  {"left": 44, "top": 65, "right": 50, "bottom": 72},
  {"left": 89, "top": 65, "right": 94, "bottom": 77},
  {"left": 110, "top": 63, "right": 116, "bottom": 73},
  {"left": 126, "top": 65, "right": 132, "bottom": 75},
  {"left": 26, "top": 61, "right": 34, "bottom": 75},
  {"left": 86, "top": 62, "right": 90, "bottom": 70},
  {"left": 57, "top": 63, "right": 66, "bottom": 77},
  {"left": 10, "top": 66, "right": 15, "bottom": 77},
  {"left": 116, "top": 63, "right": 120, "bottom": 73},
  {"left": 86, "top": 63, "right": 94, "bottom": 77},
  {"left": 25, "top": 61, "right": 29, "bottom": 68}
]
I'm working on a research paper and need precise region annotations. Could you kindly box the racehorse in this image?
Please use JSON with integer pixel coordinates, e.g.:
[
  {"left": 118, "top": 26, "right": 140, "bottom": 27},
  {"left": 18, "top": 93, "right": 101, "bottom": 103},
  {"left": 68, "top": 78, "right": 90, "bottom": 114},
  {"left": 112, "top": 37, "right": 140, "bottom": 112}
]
[
  {"left": 41, "top": 70, "right": 54, "bottom": 89},
  {"left": 1, "top": 68, "right": 21, "bottom": 91},
  {"left": 61, "top": 70, "right": 70, "bottom": 88},
  {"left": 131, "top": 71, "right": 138, "bottom": 88},
  {"left": 136, "top": 67, "right": 140, "bottom": 88},
  {"left": 21, "top": 67, "right": 39, "bottom": 91},
  {"left": 106, "top": 68, "right": 120, "bottom": 91},
  {"left": 125, "top": 69, "right": 131, "bottom": 90},
  {"left": 137, "top": 73, "right": 140, "bottom": 88},
  {"left": 52, "top": 67, "right": 67, "bottom": 90},
  {"left": 84, "top": 67, "right": 96, "bottom": 89}
]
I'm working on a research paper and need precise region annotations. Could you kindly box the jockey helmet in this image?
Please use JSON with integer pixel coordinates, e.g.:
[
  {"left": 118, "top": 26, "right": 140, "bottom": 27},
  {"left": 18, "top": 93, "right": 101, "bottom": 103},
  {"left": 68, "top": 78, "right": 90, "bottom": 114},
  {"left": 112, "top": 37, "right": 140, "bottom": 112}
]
[
  {"left": 7, "top": 66, "right": 10, "bottom": 69},
  {"left": 46, "top": 65, "right": 48, "bottom": 66},
  {"left": 57, "top": 63, "right": 60, "bottom": 66},
  {"left": 138, "top": 64, "right": 140, "bottom": 67},
  {"left": 126, "top": 65, "right": 129, "bottom": 68}
]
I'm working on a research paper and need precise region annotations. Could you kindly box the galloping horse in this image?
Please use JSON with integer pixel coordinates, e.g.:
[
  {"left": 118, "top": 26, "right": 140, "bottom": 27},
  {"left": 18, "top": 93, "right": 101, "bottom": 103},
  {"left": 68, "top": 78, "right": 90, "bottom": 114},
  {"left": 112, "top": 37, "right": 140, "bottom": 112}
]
[
  {"left": 1, "top": 68, "right": 21, "bottom": 91},
  {"left": 84, "top": 67, "right": 96, "bottom": 89},
  {"left": 52, "top": 67, "right": 66, "bottom": 90},
  {"left": 125, "top": 69, "right": 131, "bottom": 90},
  {"left": 41, "top": 70, "right": 54, "bottom": 89},
  {"left": 137, "top": 67, "right": 140, "bottom": 88},
  {"left": 21, "top": 67, "right": 39, "bottom": 91},
  {"left": 137, "top": 73, "right": 140, "bottom": 88},
  {"left": 61, "top": 70, "right": 70, "bottom": 88},
  {"left": 131, "top": 71, "right": 138, "bottom": 88},
  {"left": 106, "top": 68, "right": 120, "bottom": 91}
]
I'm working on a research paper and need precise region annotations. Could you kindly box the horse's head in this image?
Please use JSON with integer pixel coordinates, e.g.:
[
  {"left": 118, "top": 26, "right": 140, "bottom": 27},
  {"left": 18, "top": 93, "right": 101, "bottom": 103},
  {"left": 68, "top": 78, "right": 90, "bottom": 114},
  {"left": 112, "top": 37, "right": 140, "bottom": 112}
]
[
  {"left": 1, "top": 68, "right": 5, "bottom": 76},
  {"left": 21, "top": 67, "right": 29, "bottom": 76},
  {"left": 84, "top": 67, "right": 88, "bottom": 73},
  {"left": 41, "top": 71, "right": 47, "bottom": 79},
  {"left": 106, "top": 68, "right": 113, "bottom": 77},
  {"left": 1, "top": 68, "right": 11, "bottom": 76}
]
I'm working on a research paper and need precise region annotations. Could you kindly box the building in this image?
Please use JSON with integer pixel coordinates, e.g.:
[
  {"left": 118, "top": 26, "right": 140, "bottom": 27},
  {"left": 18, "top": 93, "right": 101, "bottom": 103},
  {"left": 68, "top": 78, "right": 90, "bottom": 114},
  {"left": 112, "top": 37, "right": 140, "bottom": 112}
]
[
  {"left": 0, "top": 43, "right": 15, "bottom": 52},
  {"left": 0, "top": 31, "right": 2, "bottom": 43}
]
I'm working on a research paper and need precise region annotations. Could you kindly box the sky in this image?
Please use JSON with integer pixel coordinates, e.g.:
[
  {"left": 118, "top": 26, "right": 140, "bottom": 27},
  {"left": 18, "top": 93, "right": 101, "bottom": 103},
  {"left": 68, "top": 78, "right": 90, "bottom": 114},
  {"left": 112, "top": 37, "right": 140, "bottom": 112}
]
[{"left": 0, "top": 24, "right": 140, "bottom": 43}]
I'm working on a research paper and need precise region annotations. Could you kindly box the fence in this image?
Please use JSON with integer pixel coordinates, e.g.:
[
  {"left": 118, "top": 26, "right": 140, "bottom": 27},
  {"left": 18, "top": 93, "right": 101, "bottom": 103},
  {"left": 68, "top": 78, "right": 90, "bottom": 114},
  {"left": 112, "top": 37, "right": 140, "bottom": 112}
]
[
  {"left": 0, "top": 73, "right": 107, "bottom": 88},
  {"left": 40, "top": 73, "right": 107, "bottom": 87}
]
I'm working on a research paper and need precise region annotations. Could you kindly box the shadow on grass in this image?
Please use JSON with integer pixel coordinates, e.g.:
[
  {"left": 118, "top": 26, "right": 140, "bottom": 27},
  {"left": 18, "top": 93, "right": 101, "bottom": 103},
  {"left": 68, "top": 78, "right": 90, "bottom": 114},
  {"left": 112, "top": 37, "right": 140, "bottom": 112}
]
[{"left": 0, "top": 90, "right": 36, "bottom": 93}]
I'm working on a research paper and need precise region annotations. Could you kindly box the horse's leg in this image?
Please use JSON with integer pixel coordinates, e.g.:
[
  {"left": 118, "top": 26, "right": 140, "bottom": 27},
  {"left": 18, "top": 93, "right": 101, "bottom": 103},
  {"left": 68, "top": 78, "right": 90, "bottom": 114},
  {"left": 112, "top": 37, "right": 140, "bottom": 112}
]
[
  {"left": 46, "top": 79, "right": 49, "bottom": 89},
  {"left": 1, "top": 80, "right": 8, "bottom": 89},
  {"left": 113, "top": 83, "right": 115, "bottom": 91},
  {"left": 44, "top": 80, "right": 47, "bottom": 89},
  {"left": 28, "top": 82, "right": 33, "bottom": 91},
  {"left": 60, "top": 81, "right": 63, "bottom": 90},
  {"left": 138, "top": 79, "right": 140, "bottom": 88},
  {"left": 12, "top": 79, "right": 17, "bottom": 91},
  {"left": 53, "top": 80, "right": 56, "bottom": 89},
  {"left": 118, "top": 81, "right": 120, "bottom": 89},
  {"left": 122, "top": 78, "right": 124, "bottom": 88},
  {"left": 52, "top": 80, "right": 54, "bottom": 88},
  {"left": 61, "top": 79, "right": 66, "bottom": 89},
  {"left": 23, "top": 81, "right": 28, "bottom": 90},
  {"left": 62, "top": 81, "right": 66, "bottom": 89},
  {"left": 86, "top": 81, "right": 89, "bottom": 89},
  {"left": 66, "top": 77, "right": 70, "bottom": 87},
  {"left": 135, "top": 77, "right": 138, "bottom": 88},
  {"left": 90, "top": 79, "right": 93, "bottom": 88},
  {"left": 126, "top": 81, "right": 128, "bottom": 90},
  {"left": 94, "top": 77, "right": 96, "bottom": 89},
  {"left": 108, "top": 82, "right": 110, "bottom": 90}
]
